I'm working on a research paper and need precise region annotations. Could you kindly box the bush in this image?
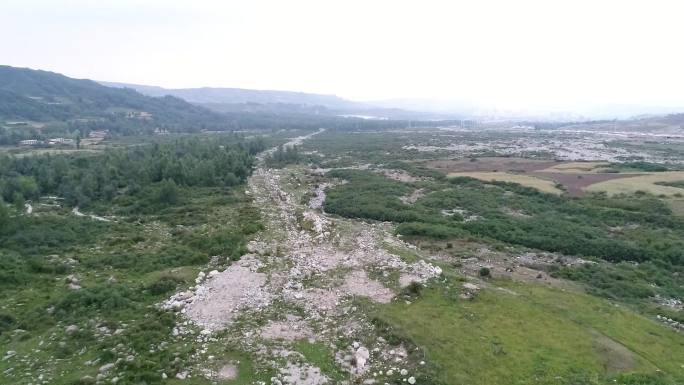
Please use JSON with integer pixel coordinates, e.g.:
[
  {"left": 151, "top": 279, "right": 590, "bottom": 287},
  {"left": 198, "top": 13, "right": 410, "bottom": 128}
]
[
  {"left": 156, "top": 179, "right": 179, "bottom": 205},
  {"left": 55, "top": 285, "right": 136, "bottom": 317},
  {"left": 479, "top": 267, "right": 491, "bottom": 277},
  {"left": 402, "top": 281, "right": 423, "bottom": 298},
  {"left": 146, "top": 275, "right": 183, "bottom": 296},
  {"left": 0, "top": 313, "right": 16, "bottom": 335}
]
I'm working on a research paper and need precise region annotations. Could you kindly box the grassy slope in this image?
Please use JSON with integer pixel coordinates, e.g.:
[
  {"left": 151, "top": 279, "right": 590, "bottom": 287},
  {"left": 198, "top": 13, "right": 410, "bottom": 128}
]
[{"left": 374, "top": 280, "right": 684, "bottom": 385}]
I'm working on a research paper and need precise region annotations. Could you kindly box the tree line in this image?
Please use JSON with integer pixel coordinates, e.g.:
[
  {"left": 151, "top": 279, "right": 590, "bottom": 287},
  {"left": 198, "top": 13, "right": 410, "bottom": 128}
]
[{"left": 0, "top": 135, "right": 266, "bottom": 209}]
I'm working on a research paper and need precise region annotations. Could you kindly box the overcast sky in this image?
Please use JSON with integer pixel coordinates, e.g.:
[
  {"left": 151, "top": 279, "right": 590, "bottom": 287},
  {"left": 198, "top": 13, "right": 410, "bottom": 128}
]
[{"left": 2, "top": 0, "right": 683, "bottom": 110}]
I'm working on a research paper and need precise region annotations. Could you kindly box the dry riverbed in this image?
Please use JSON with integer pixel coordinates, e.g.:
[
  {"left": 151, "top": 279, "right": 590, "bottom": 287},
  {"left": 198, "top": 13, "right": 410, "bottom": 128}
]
[{"left": 163, "top": 132, "right": 443, "bottom": 384}]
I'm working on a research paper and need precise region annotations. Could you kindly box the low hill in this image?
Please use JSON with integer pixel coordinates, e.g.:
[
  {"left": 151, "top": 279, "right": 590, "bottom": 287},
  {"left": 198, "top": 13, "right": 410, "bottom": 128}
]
[{"left": 0, "top": 66, "right": 225, "bottom": 127}]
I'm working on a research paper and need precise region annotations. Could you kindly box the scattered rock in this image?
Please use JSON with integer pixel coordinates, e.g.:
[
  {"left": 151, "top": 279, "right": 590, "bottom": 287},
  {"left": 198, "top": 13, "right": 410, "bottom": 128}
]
[
  {"left": 217, "top": 363, "right": 238, "bottom": 380},
  {"left": 341, "top": 270, "right": 395, "bottom": 303},
  {"left": 182, "top": 256, "right": 272, "bottom": 331},
  {"left": 259, "top": 315, "right": 313, "bottom": 341},
  {"left": 462, "top": 283, "right": 480, "bottom": 291}
]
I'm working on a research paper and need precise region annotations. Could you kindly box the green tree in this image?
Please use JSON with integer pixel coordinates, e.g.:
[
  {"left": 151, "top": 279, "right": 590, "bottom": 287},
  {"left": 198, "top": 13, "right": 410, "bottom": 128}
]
[
  {"left": 18, "top": 176, "right": 39, "bottom": 200},
  {"left": 157, "top": 179, "right": 179, "bottom": 205},
  {"left": 0, "top": 200, "right": 8, "bottom": 234},
  {"left": 12, "top": 192, "right": 24, "bottom": 211}
]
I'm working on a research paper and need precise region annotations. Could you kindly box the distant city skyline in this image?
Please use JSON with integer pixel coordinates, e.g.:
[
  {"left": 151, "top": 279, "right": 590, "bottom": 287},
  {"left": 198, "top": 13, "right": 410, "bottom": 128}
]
[{"left": 2, "top": 0, "right": 684, "bottom": 112}]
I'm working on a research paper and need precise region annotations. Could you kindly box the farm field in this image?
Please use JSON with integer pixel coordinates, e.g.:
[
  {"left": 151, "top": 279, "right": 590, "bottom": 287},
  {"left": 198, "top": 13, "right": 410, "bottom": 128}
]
[
  {"left": 426, "top": 156, "right": 684, "bottom": 197},
  {"left": 585, "top": 171, "right": 684, "bottom": 196},
  {"left": 446, "top": 171, "right": 564, "bottom": 194}
]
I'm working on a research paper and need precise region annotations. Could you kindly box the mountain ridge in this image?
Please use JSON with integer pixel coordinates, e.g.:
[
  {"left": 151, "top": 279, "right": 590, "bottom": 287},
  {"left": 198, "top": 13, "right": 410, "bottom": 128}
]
[{"left": 99, "top": 81, "right": 367, "bottom": 111}]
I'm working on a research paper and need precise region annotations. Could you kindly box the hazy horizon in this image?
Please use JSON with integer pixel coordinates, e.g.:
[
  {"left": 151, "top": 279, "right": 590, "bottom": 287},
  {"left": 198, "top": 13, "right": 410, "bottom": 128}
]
[{"left": 3, "top": 0, "right": 684, "bottom": 113}]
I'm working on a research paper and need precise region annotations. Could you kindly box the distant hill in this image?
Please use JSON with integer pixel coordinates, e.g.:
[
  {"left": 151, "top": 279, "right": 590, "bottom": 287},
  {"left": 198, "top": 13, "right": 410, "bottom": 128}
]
[
  {"left": 99, "top": 81, "right": 468, "bottom": 121},
  {"left": 0, "top": 65, "right": 224, "bottom": 127},
  {"left": 0, "top": 66, "right": 456, "bottom": 145},
  {"left": 99, "top": 81, "right": 367, "bottom": 111}
]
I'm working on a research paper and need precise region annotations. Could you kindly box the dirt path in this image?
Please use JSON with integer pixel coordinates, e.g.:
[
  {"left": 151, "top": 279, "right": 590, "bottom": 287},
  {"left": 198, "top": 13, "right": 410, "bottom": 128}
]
[
  {"left": 165, "top": 130, "right": 442, "bottom": 384},
  {"left": 71, "top": 207, "right": 111, "bottom": 222}
]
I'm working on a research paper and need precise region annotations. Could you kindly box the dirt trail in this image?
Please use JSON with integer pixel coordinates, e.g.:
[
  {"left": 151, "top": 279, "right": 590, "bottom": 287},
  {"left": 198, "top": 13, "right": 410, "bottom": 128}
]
[
  {"left": 165, "top": 130, "right": 442, "bottom": 384},
  {"left": 71, "top": 207, "right": 111, "bottom": 222}
]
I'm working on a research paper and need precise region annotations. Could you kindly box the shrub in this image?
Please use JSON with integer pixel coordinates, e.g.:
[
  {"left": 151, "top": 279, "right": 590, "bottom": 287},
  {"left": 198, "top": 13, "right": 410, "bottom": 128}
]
[
  {"left": 479, "top": 267, "right": 491, "bottom": 277},
  {"left": 156, "top": 179, "right": 179, "bottom": 205},
  {"left": 55, "top": 285, "right": 136, "bottom": 317},
  {"left": 0, "top": 313, "right": 16, "bottom": 335},
  {"left": 146, "top": 275, "right": 183, "bottom": 296},
  {"left": 402, "top": 281, "right": 423, "bottom": 298}
]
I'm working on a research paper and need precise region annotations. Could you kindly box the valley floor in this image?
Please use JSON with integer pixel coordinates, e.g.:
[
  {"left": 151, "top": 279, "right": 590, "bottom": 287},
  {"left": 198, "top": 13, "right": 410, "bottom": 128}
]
[
  {"left": 2, "top": 129, "right": 683, "bottom": 385},
  {"left": 162, "top": 132, "right": 684, "bottom": 384}
]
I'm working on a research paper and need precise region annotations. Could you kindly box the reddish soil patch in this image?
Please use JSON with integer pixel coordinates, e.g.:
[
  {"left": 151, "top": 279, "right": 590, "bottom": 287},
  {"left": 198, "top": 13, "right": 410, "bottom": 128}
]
[
  {"left": 426, "top": 157, "right": 560, "bottom": 174},
  {"left": 425, "top": 157, "right": 645, "bottom": 197},
  {"left": 532, "top": 172, "right": 643, "bottom": 197}
]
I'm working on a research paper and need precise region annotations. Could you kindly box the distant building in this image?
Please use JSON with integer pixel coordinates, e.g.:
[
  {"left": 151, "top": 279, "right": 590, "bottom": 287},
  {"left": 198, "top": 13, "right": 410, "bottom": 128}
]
[
  {"left": 6, "top": 121, "right": 28, "bottom": 126},
  {"left": 126, "top": 111, "right": 153, "bottom": 120},
  {"left": 47, "top": 138, "right": 75, "bottom": 145},
  {"left": 19, "top": 139, "right": 40, "bottom": 146},
  {"left": 88, "top": 130, "right": 108, "bottom": 139}
]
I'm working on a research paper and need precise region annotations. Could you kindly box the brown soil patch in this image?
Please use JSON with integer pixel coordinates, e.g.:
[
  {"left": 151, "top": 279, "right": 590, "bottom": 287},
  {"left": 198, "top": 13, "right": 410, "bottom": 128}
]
[
  {"left": 426, "top": 157, "right": 559, "bottom": 173},
  {"left": 532, "top": 172, "right": 643, "bottom": 197}
]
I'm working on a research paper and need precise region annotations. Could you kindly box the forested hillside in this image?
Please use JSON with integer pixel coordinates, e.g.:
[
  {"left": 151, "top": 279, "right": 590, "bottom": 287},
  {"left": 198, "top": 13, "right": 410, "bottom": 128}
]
[{"left": 0, "top": 66, "right": 227, "bottom": 125}]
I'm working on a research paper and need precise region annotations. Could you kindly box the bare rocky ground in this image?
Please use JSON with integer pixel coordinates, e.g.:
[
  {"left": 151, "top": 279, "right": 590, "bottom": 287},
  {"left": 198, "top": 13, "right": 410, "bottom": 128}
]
[
  {"left": 404, "top": 127, "right": 684, "bottom": 163},
  {"left": 164, "top": 131, "right": 442, "bottom": 384}
]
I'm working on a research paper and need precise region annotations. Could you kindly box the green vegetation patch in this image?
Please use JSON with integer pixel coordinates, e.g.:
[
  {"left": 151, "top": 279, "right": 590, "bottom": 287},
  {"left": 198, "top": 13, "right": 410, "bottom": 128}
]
[
  {"left": 0, "top": 137, "right": 265, "bottom": 384},
  {"left": 293, "top": 341, "right": 347, "bottom": 381},
  {"left": 372, "top": 281, "right": 684, "bottom": 385},
  {"left": 324, "top": 170, "right": 684, "bottom": 304},
  {"left": 326, "top": 171, "right": 684, "bottom": 264}
]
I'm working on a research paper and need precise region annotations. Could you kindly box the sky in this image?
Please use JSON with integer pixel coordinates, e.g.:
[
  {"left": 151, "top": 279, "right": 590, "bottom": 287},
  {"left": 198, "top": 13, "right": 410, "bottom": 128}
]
[{"left": 2, "top": 0, "right": 684, "bottom": 111}]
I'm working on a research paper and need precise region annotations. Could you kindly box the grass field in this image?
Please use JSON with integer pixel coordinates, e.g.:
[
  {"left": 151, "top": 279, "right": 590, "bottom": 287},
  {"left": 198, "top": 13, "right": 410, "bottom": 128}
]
[
  {"left": 447, "top": 172, "right": 564, "bottom": 195},
  {"left": 667, "top": 199, "right": 684, "bottom": 217},
  {"left": 585, "top": 171, "right": 684, "bottom": 196},
  {"left": 373, "top": 279, "right": 684, "bottom": 385}
]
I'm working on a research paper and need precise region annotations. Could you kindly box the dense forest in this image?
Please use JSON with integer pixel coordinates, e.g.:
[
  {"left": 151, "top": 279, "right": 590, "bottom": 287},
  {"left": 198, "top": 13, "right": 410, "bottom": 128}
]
[{"left": 0, "top": 134, "right": 266, "bottom": 211}]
